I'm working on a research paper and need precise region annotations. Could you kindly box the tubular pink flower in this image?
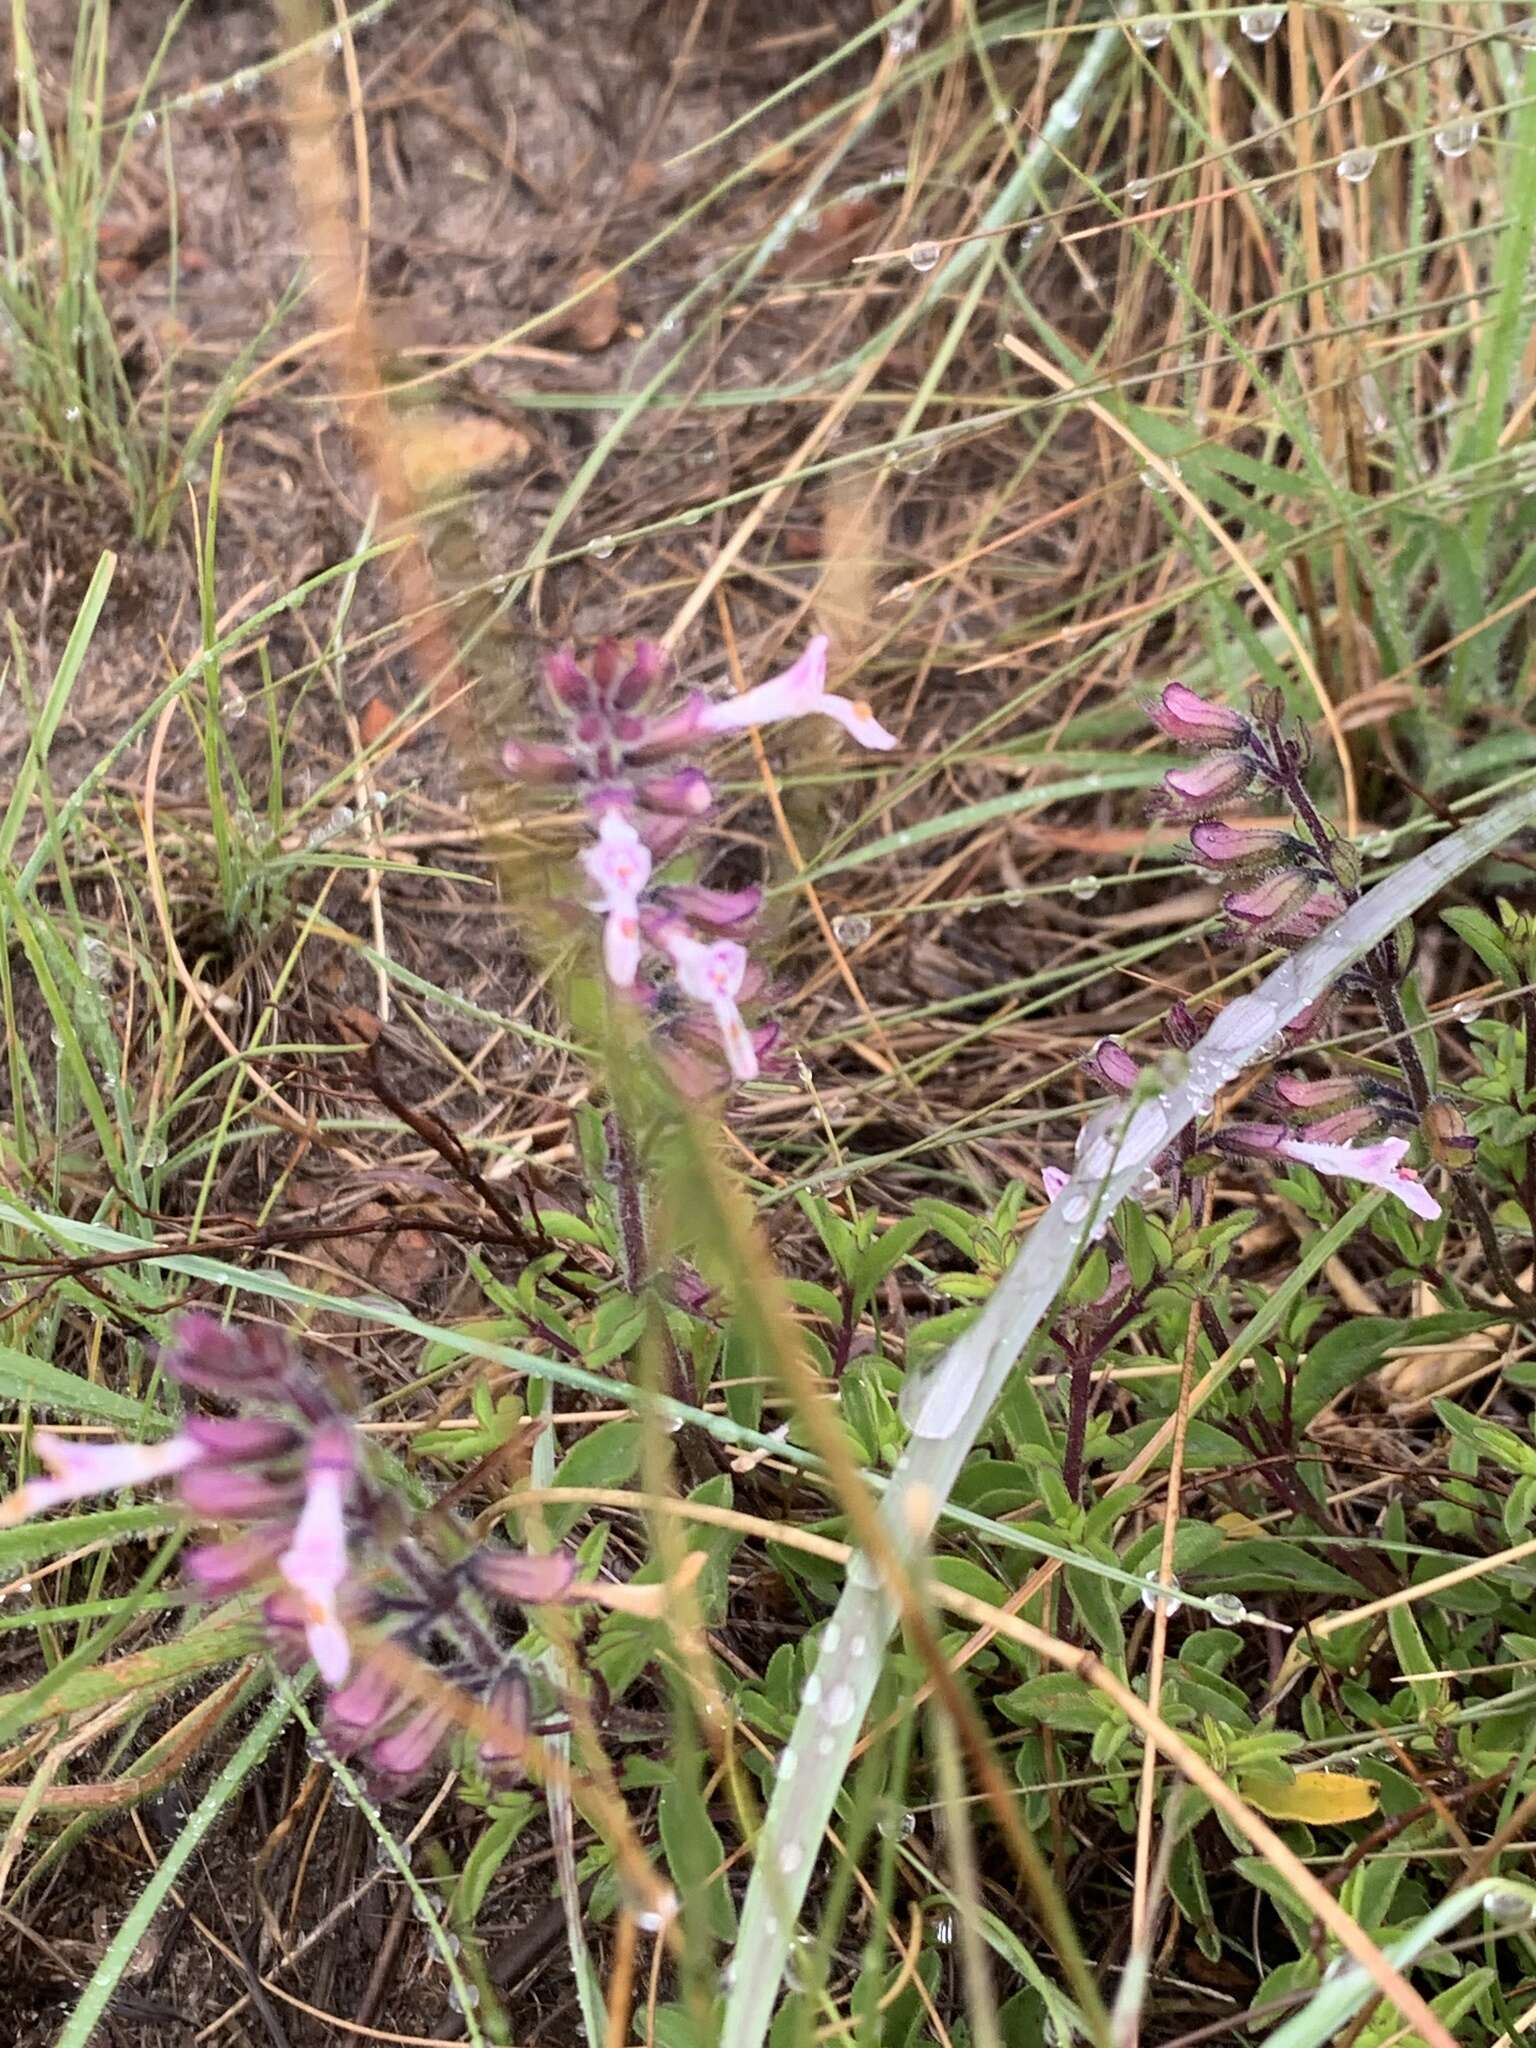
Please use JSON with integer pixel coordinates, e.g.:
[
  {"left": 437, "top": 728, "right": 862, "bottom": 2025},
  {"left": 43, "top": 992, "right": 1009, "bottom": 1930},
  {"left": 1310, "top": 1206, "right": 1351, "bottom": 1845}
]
[
  {"left": 183, "top": 1415, "right": 303, "bottom": 1462},
  {"left": 369, "top": 1701, "right": 454, "bottom": 1784},
  {"left": 479, "top": 1668, "right": 532, "bottom": 1778},
  {"left": 325, "top": 1657, "right": 400, "bottom": 1747},
  {"left": 1081, "top": 1038, "right": 1140, "bottom": 1093},
  {"left": 0, "top": 1431, "right": 204, "bottom": 1527},
  {"left": 501, "top": 737, "right": 582, "bottom": 783},
  {"left": 277, "top": 1423, "right": 357, "bottom": 1685},
  {"left": 178, "top": 1463, "right": 302, "bottom": 1518},
  {"left": 695, "top": 637, "right": 898, "bottom": 751},
  {"left": 1145, "top": 682, "right": 1249, "bottom": 747},
  {"left": 471, "top": 1546, "right": 577, "bottom": 1605},
  {"left": 660, "top": 927, "right": 758, "bottom": 1079},
  {"left": 1188, "top": 821, "right": 1297, "bottom": 869},
  {"left": 1161, "top": 752, "right": 1254, "bottom": 812},
  {"left": 1041, "top": 1165, "right": 1071, "bottom": 1202},
  {"left": 1222, "top": 871, "right": 1315, "bottom": 934},
  {"left": 182, "top": 1522, "right": 291, "bottom": 1593},
  {"left": 1266, "top": 1073, "right": 1363, "bottom": 1115},
  {"left": 1276, "top": 1134, "right": 1441, "bottom": 1220},
  {"left": 579, "top": 808, "right": 652, "bottom": 988},
  {"left": 637, "top": 768, "right": 713, "bottom": 814}
]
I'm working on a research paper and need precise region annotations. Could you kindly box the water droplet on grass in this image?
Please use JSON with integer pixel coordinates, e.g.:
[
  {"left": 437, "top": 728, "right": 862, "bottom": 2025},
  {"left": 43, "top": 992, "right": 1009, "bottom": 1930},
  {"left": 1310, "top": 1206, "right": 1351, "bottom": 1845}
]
[
  {"left": 1060, "top": 1191, "right": 1091, "bottom": 1224},
  {"left": 16, "top": 130, "right": 39, "bottom": 164},
  {"left": 1349, "top": 5, "right": 1391, "bottom": 38},
  {"left": 907, "top": 239, "right": 941, "bottom": 272},
  {"left": 778, "top": 1840, "right": 805, "bottom": 1875},
  {"left": 833, "top": 914, "right": 872, "bottom": 946},
  {"left": 933, "top": 1912, "right": 955, "bottom": 1945},
  {"left": 1337, "top": 147, "right": 1377, "bottom": 183},
  {"left": 1128, "top": 178, "right": 1151, "bottom": 201},
  {"left": 886, "top": 15, "right": 920, "bottom": 56},
  {"left": 1239, "top": 8, "right": 1282, "bottom": 41},
  {"left": 136, "top": 111, "right": 157, "bottom": 137},
  {"left": 588, "top": 534, "right": 616, "bottom": 559},
  {"left": 1434, "top": 114, "right": 1478, "bottom": 159},
  {"left": 1068, "top": 874, "right": 1101, "bottom": 900},
  {"left": 1207, "top": 1592, "right": 1247, "bottom": 1625},
  {"left": 1141, "top": 1575, "right": 1182, "bottom": 1617}
]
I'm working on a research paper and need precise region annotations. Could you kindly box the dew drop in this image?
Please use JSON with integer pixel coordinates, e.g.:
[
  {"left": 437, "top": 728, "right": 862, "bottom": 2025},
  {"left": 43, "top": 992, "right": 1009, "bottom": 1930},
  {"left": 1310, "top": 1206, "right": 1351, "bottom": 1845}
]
[
  {"left": 833, "top": 913, "right": 872, "bottom": 946},
  {"left": 235, "top": 69, "right": 258, "bottom": 95},
  {"left": 879, "top": 1807, "right": 917, "bottom": 1839},
  {"left": 634, "top": 1889, "right": 677, "bottom": 1933},
  {"left": 1206, "top": 36, "right": 1232, "bottom": 76},
  {"left": 222, "top": 686, "right": 248, "bottom": 724},
  {"left": 64, "top": 405, "right": 80, "bottom": 422},
  {"left": 816, "top": 1732, "right": 836, "bottom": 1757},
  {"left": 933, "top": 1912, "right": 955, "bottom": 1946},
  {"left": 1206, "top": 1591, "right": 1247, "bottom": 1625},
  {"left": 778, "top": 1840, "right": 805, "bottom": 1876},
  {"left": 1127, "top": 178, "right": 1151, "bottom": 202},
  {"left": 1434, "top": 114, "right": 1478, "bottom": 160},
  {"left": 802, "top": 1672, "right": 823, "bottom": 1706},
  {"left": 141, "top": 1138, "right": 167, "bottom": 1170},
  {"left": 1060, "top": 1191, "right": 1091, "bottom": 1224},
  {"left": 1349, "top": 5, "right": 1391, "bottom": 39},
  {"left": 1337, "top": 147, "right": 1377, "bottom": 184},
  {"left": 1068, "top": 873, "right": 1101, "bottom": 901},
  {"left": 16, "top": 129, "right": 39, "bottom": 163},
  {"left": 821, "top": 1623, "right": 841, "bottom": 1654},
  {"left": 136, "top": 110, "right": 157, "bottom": 137},
  {"left": 907, "top": 239, "right": 941, "bottom": 274},
  {"left": 1140, "top": 1575, "right": 1182, "bottom": 1617},
  {"left": 587, "top": 534, "right": 616, "bottom": 560},
  {"left": 1239, "top": 8, "right": 1282, "bottom": 41},
  {"left": 886, "top": 15, "right": 920, "bottom": 56},
  {"left": 849, "top": 1634, "right": 868, "bottom": 1659}
]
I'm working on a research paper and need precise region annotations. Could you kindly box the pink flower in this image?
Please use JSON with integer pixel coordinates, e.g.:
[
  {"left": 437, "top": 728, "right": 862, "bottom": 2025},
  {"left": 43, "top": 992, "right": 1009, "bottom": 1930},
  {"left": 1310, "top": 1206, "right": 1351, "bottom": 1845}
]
[
  {"left": 695, "top": 637, "right": 898, "bottom": 751},
  {"left": 1041, "top": 1165, "right": 1071, "bottom": 1202},
  {"left": 1276, "top": 1134, "right": 1441, "bottom": 1219},
  {"left": 370, "top": 1701, "right": 455, "bottom": 1784},
  {"left": 277, "top": 1423, "right": 357, "bottom": 1685},
  {"left": 1160, "top": 753, "right": 1255, "bottom": 812},
  {"left": 1145, "top": 683, "right": 1249, "bottom": 747},
  {"left": 0, "top": 1430, "right": 204, "bottom": 1527},
  {"left": 1081, "top": 1038, "right": 1140, "bottom": 1093},
  {"left": 658, "top": 926, "right": 759, "bottom": 1079},
  {"left": 1188, "top": 821, "right": 1297, "bottom": 869},
  {"left": 580, "top": 807, "right": 652, "bottom": 987},
  {"left": 471, "top": 1546, "right": 577, "bottom": 1604},
  {"left": 1225, "top": 1125, "right": 1441, "bottom": 1220}
]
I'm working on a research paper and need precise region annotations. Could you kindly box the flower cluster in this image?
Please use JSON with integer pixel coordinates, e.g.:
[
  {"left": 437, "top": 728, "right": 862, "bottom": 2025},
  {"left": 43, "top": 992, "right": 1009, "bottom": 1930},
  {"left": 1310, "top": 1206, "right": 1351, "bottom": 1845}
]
[
  {"left": 502, "top": 635, "right": 897, "bottom": 1091},
  {"left": 1149, "top": 682, "right": 1351, "bottom": 948},
  {"left": 1, "top": 1316, "right": 588, "bottom": 1796},
  {"left": 1034, "top": 681, "right": 1447, "bottom": 1226}
]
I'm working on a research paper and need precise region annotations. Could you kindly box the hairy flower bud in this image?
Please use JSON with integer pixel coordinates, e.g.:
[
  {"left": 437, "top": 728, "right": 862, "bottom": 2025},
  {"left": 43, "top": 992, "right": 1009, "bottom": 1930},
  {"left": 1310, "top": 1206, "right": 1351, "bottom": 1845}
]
[
  {"left": 1081, "top": 1038, "right": 1140, "bottom": 1093},
  {"left": 1160, "top": 752, "right": 1255, "bottom": 813},
  {"left": 1144, "top": 682, "right": 1249, "bottom": 748}
]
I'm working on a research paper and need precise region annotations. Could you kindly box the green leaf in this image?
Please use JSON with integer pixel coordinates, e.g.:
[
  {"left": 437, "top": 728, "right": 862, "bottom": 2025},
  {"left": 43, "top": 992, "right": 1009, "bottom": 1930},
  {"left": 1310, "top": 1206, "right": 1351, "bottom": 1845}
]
[
  {"left": 1442, "top": 905, "right": 1517, "bottom": 986},
  {"left": 658, "top": 1772, "right": 737, "bottom": 1939},
  {"left": 545, "top": 1422, "right": 641, "bottom": 1537},
  {"left": 0, "top": 1345, "right": 159, "bottom": 1425},
  {"left": 1292, "top": 1320, "right": 1405, "bottom": 1426}
]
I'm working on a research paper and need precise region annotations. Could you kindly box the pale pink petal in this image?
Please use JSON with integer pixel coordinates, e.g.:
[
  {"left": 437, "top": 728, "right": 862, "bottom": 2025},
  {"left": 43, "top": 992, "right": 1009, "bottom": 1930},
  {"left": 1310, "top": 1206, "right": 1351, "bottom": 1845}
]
[
  {"left": 1276, "top": 1135, "right": 1441, "bottom": 1221},
  {"left": 579, "top": 808, "right": 652, "bottom": 989},
  {"left": 277, "top": 1424, "right": 356, "bottom": 1684},
  {"left": 694, "top": 637, "right": 898, "bottom": 752},
  {"left": 659, "top": 929, "right": 758, "bottom": 1080},
  {"left": 0, "top": 1431, "right": 204, "bottom": 1527},
  {"left": 1041, "top": 1165, "right": 1071, "bottom": 1202}
]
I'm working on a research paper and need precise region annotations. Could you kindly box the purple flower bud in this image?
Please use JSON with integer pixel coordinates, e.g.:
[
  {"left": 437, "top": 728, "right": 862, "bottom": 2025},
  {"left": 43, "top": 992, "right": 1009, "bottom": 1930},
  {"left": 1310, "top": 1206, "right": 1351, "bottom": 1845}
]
[
  {"left": 1222, "top": 873, "right": 1342, "bottom": 941},
  {"left": 1279, "top": 993, "right": 1334, "bottom": 1049},
  {"left": 657, "top": 883, "right": 763, "bottom": 933},
  {"left": 1265, "top": 1073, "right": 1362, "bottom": 1117},
  {"left": 182, "top": 1416, "right": 303, "bottom": 1464},
  {"left": 325, "top": 1657, "right": 400, "bottom": 1749},
  {"left": 1160, "top": 752, "right": 1254, "bottom": 813},
  {"left": 471, "top": 1546, "right": 576, "bottom": 1605},
  {"left": 544, "top": 649, "right": 595, "bottom": 713},
  {"left": 1145, "top": 683, "right": 1249, "bottom": 748},
  {"left": 162, "top": 1315, "right": 299, "bottom": 1402},
  {"left": 501, "top": 737, "right": 583, "bottom": 783},
  {"left": 368, "top": 1701, "right": 455, "bottom": 1788},
  {"left": 1081, "top": 1038, "right": 1140, "bottom": 1093},
  {"left": 637, "top": 768, "right": 713, "bottom": 815},
  {"left": 1217, "top": 1122, "right": 1288, "bottom": 1157},
  {"left": 178, "top": 1463, "right": 302, "bottom": 1518},
  {"left": 624, "top": 695, "right": 709, "bottom": 759},
  {"left": 1187, "top": 821, "right": 1299, "bottom": 870},
  {"left": 1269, "top": 888, "right": 1344, "bottom": 943},
  {"left": 1302, "top": 1105, "right": 1381, "bottom": 1146},
  {"left": 183, "top": 1522, "right": 290, "bottom": 1592},
  {"left": 610, "top": 639, "right": 666, "bottom": 710},
  {"left": 1165, "top": 1001, "right": 1209, "bottom": 1051}
]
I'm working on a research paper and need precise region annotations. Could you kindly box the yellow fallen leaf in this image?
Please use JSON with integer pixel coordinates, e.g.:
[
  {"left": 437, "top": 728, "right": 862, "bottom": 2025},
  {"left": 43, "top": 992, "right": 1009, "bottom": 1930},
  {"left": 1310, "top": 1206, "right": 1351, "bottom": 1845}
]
[{"left": 1239, "top": 1770, "right": 1379, "bottom": 1824}]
